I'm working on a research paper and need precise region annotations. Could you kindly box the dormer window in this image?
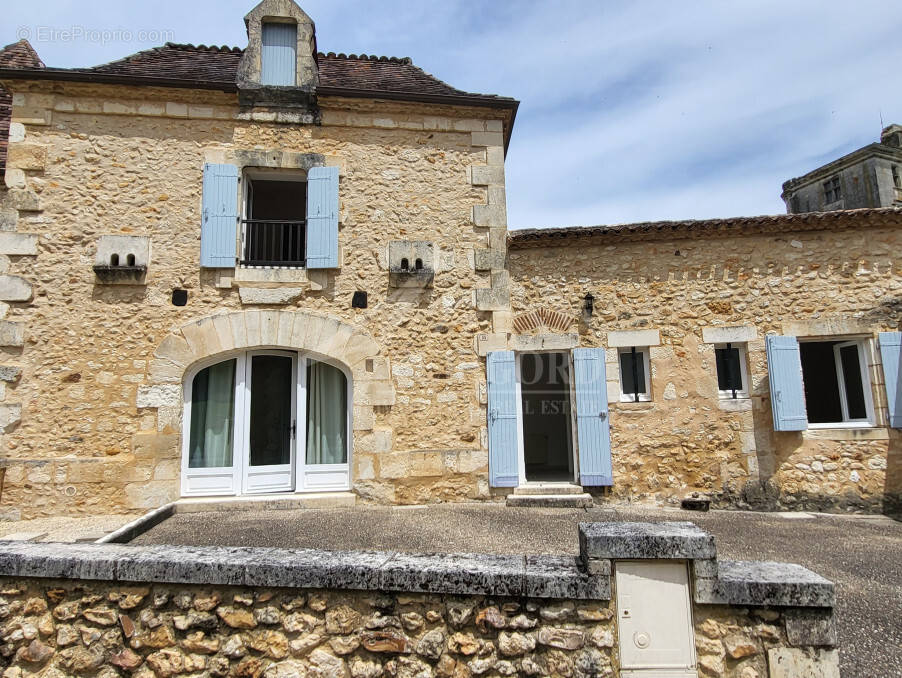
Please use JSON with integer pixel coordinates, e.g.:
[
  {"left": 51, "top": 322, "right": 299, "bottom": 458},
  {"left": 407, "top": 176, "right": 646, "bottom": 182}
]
[{"left": 261, "top": 22, "right": 297, "bottom": 86}]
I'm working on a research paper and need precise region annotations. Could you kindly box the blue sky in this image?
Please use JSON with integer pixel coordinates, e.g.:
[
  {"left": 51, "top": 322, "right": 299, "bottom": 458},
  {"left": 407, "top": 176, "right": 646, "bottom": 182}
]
[{"left": 5, "top": 1, "right": 902, "bottom": 228}]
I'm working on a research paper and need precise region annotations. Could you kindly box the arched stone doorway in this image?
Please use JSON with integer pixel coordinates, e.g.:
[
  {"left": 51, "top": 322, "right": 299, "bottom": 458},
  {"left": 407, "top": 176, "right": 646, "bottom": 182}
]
[{"left": 137, "top": 310, "right": 393, "bottom": 498}]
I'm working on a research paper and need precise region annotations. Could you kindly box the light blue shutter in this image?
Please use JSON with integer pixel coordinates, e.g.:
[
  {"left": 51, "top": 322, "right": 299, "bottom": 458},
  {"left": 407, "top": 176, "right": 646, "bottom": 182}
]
[
  {"left": 879, "top": 332, "right": 902, "bottom": 428},
  {"left": 573, "top": 348, "right": 613, "bottom": 486},
  {"left": 200, "top": 163, "right": 239, "bottom": 268},
  {"left": 766, "top": 335, "right": 808, "bottom": 431},
  {"left": 261, "top": 23, "right": 297, "bottom": 86},
  {"left": 487, "top": 351, "right": 519, "bottom": 487},
  {"left": 306, "top": 166, "right": 339, "bottom": 269}
]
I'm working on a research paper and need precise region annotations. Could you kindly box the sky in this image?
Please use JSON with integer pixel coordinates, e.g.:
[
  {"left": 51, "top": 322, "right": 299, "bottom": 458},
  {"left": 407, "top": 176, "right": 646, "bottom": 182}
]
[{"left": 4, "top": 0, "right": 902, "bottom": 229}]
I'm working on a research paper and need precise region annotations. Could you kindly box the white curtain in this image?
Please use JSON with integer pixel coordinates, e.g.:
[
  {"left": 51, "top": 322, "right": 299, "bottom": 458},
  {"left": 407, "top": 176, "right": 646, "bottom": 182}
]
[
  {"left": 188, "top": 360, "right": 236, "bottom": 468},
  {"left": 306, "top": 361, "right": 347, "bottom": 465}
]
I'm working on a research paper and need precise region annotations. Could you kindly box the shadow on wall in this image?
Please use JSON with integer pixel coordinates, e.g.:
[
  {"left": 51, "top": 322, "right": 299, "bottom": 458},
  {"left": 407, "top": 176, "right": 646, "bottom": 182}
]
[{"left": 886, "top": 430, "right": 902, "bottom": 520}]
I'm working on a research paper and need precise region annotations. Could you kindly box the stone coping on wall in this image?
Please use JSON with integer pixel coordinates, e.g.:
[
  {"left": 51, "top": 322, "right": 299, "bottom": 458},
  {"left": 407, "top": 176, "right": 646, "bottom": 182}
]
[
  {"left": 579, "top": 521, "right": 716, "bottom": 560},
  {"left": 694, "top": 560, "right": 835, "bottom": 608},
  {"left": 0, "top": 521, "right": 835, "bottom": 610},
  {"left": 0, "top": 542, "right": 607, "bottom": 601}
]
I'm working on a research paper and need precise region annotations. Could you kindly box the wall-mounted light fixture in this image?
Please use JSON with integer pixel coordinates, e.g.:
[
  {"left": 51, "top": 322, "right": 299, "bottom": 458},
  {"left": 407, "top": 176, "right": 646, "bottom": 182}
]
[{"left": 583, "top": 292, "right": 595, "bottom": 317}]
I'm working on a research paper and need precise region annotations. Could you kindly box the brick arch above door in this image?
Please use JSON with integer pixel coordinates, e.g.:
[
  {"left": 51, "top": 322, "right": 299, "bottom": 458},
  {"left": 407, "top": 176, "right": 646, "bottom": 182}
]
[{"left": 139, "top": 310, "right": 394, "bottom": 432}]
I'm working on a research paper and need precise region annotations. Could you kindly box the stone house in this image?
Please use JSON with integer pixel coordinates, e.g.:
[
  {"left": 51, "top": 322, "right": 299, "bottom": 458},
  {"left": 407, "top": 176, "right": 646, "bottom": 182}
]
[
  {"left": 0, "top": 0, "right": 899, "bottom": 520},
  {"left": 782, "top": 124, "right": 902, "bottom": 213}
]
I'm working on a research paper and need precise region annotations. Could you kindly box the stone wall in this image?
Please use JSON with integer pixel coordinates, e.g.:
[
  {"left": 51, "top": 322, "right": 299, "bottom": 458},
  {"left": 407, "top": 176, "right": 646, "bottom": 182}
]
[
  {"left": 0, "top": 578, "right": 619, "bottom": 678},
  {"left": 0, "top": 520, "right": 840, "bottom": 678},
  {"left": 0, "top": 80, "right": 512, "bottom": 518},
  {"left": 0, "top": 578, "right": 839, "bottom": 678},
  {"left": 507, "top": 218, "right": 902, "bottom": 513}
]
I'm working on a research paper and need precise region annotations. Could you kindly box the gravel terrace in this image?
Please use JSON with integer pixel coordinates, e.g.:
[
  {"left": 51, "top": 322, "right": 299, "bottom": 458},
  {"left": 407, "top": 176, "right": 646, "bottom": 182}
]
[{"left": 131, "top": 504, "right": 902, "bottom": 678}]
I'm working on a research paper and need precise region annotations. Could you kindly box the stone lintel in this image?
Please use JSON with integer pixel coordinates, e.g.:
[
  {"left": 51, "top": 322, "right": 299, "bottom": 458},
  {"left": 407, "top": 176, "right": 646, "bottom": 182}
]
[
  {"left": 0, "top": 542, "right": 611, "bottom": 600},
  {"left": 510, "top": 333, "right": 579, "bottom": 352},
  {"left": 781, "top": 317, "right": 874, "bottom": 338},
  {"left": 579, "top": 521, "right": 715, "bottom": 561},
  {"left": 606, "top": 328, "right": 661, "bottom": 348},
  {"left": 701, "top": 324, "right": 758, "bottom": 344},
  {"left": 693, "top": 559, "right": 835, "bottom": 608}
]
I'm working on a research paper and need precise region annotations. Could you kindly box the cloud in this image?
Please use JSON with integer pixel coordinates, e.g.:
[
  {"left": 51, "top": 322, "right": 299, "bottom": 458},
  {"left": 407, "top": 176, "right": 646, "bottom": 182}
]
[{"left": 4, "top": 0, "right": 901, "bottom": 229}]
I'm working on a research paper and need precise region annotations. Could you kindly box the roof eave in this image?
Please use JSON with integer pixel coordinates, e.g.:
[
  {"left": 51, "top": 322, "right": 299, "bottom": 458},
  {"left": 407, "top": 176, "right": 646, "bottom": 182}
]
[
  {"left": 0, "top": 69, "right": 520, "bottom": 152},
  {"left": 508, "top": 208, "right": 902, "bottom": 249},
  {"left": 0, "top": 67, "right": 238, "bottom": 92}
]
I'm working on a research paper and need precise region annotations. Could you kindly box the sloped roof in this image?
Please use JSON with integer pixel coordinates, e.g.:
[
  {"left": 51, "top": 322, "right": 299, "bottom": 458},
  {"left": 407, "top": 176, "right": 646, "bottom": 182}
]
[
  {"left": 508, "top": 207, "right": 902, "bottom": 248},
  {"left": 0, "top": 41, "right": 515, "bottom": 106},
  {"left": 0, "top": 39, "right": 44, "bottom": 69}
]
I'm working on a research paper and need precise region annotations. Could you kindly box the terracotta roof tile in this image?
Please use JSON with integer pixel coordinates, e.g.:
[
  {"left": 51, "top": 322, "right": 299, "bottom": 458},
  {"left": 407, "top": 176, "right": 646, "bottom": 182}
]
[
  {"left": 0, "top": 39, "right": 45, "bottom": 69},
  {"left": 0, "top": 41, "right": 44, "bottom": 174},
  {"left": 0, "top": 42, "right": 511, "bottom": 103},
  {"left": 508, "top": 208, "right": 902, "bottom": 248}
]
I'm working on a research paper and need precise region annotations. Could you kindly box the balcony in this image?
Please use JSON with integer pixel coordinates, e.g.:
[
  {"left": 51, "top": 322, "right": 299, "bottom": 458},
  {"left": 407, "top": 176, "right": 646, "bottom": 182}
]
[{"left": 240, "top": 219, "right": 305, "bottom": 268}]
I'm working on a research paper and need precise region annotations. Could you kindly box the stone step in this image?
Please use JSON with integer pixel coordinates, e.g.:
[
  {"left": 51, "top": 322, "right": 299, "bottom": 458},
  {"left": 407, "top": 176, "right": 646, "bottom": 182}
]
[
  {"left": 512, "top": 483, "right": 585, "bottom": 496},
  {"left": 175, "top": 491, "right": 357, "bottom": 514},
  {"left": 506, "top": 493, "right": 593, "bottom": 509}
]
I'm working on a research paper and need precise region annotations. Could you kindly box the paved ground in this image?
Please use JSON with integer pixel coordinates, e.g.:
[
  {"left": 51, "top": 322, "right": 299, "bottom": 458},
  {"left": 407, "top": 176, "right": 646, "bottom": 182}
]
[
  {"left": 0, "top": 514, "right": 134, "bottom": 543},
  {"left": 135, "top": 504, "right": 900, "bottom": 678}
]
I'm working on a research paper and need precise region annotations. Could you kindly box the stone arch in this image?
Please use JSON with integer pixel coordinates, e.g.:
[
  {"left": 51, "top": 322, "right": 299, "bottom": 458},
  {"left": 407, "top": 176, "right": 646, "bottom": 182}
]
[
  {"left": 513, "top": 307, "right": 575, "bottom": 335},
  {"left": 139, "top": 310, "right": 394, "bottom": 429}
]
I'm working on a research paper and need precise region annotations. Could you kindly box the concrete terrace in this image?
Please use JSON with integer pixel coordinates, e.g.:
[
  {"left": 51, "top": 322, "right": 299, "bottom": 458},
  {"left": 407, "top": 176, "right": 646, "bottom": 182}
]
[{"left": 128, "top": 504, "right": 902, "bottom": 678}]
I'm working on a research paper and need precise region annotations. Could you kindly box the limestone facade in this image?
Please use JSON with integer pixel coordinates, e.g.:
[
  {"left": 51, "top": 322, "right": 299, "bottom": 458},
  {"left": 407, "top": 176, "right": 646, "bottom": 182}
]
[
  {"left": 0, "top": 7, "right": 899, "bottom": 519},
  {"left": 0, "top": 79, "right": 511, "bottom": 518}
]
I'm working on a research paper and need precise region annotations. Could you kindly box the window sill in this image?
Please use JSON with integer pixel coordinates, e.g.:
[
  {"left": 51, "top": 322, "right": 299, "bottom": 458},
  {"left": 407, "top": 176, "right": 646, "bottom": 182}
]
[
  {"left": 802, "top": 427, "right": 888, "bottom": 442},
  {"left": 615, "top": 401, "right": 655, "bottom": 413},
  {"left": 717, "top": 398, "right": 752, "bottom": 412}
]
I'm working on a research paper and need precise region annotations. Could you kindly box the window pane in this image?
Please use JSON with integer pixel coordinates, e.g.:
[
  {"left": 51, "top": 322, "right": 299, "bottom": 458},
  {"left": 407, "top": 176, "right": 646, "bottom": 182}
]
[
  {"left": 716, "top": 347, "right": 742, "bottom": 392},
  {"left": 620, "top": 350, "right": 646, "bottom": 395},
  {"left": 249, "top": 355, "right": 293, "bottom": 467},
  {"left": 799, "top": 342, "right": 843, "bottom": 423},
  {"left": 839, "top": 345, "right": 867, "bottom": 420},
  {"left": 307, "top": 361, "right": 348, "bottom": 464},
  {"left": 189, "top": 360, "right": 236, "bottom": 468}
]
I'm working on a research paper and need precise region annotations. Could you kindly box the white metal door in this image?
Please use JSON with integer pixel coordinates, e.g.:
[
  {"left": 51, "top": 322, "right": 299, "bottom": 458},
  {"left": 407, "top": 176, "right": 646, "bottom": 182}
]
[
  {"left": 616, "top": 561, "right": 697, "bottom": 675},
  {"left": 242, "top": 351, "right": 297, "bottom": 494}
]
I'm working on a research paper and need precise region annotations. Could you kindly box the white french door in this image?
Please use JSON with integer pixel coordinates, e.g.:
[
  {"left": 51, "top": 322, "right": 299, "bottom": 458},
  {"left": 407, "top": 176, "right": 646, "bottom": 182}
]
[
  {"left": 181, "top": 351, "right": 351, "bottom": 497},
  {"left": 242, "top": 351, "right": 297, "bottom": 494}
]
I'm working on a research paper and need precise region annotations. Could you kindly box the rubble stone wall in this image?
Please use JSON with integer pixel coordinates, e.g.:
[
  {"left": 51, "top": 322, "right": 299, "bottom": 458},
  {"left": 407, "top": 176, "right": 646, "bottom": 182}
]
[
  {"left": 0, "top": 577, "right": 837, "bottom": 678},
  {"left": 508, "top": 222, "right": 902, "bottom": 513}
]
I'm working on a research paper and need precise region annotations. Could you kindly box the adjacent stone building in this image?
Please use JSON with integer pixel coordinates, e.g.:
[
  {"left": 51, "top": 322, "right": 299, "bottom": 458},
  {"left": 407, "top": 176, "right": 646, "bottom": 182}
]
[
  {"left": 0, "top": 0, "right": 900, "bottom": 520},
  {"left": 782, "top": 124, "right": 902, "bottom": 213}
]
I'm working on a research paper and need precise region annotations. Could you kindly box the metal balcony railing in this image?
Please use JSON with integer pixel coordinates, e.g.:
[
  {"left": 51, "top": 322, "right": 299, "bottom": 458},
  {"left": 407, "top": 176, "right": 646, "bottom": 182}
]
[{"left": 240, "top": 219, "right": 305, "bottom": 267}]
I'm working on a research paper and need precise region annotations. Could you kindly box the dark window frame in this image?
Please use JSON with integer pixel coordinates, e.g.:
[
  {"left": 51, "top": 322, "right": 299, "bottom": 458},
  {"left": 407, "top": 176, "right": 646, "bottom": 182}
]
[
  {"left": 799, "top": 338, "right": 875, "bottom": 427},
  {"left": 618, "top": 346, "right": 651, "bottom": 403},
  {"left": 241, "top": 170, "right": 307, "bottom": 268},
  {"left": 714, "top": 342, "right": 749, "bottom": 400}
]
